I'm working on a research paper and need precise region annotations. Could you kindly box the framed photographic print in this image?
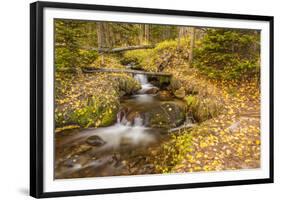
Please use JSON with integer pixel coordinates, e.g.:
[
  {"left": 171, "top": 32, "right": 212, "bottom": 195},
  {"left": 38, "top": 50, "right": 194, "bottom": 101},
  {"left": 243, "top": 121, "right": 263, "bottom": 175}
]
[{"left": 30, "top": 1, "right": 274, "bottom": 198}]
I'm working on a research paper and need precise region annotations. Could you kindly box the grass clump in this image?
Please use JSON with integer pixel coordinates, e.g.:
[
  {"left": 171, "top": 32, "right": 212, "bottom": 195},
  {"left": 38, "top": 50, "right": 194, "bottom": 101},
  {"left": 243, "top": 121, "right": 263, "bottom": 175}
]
[
  {"left": 122, "top": 49, "right": 155, "bottom": 71},
  {"left": 55, "top": 48, "right": 98, "bottom": 70},
  {"left": 122, "top": 39, "right": 190, "bottom": 72},
  {"left": 90, "top": 55, "right": 125, "bottom": 69}
]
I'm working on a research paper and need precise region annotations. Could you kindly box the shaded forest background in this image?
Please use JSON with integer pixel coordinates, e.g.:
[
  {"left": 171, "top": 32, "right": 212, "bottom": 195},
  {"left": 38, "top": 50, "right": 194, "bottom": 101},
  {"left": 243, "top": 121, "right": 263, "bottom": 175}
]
[{"left": 55, "top": 19, "right": 260, "bottom": 80}]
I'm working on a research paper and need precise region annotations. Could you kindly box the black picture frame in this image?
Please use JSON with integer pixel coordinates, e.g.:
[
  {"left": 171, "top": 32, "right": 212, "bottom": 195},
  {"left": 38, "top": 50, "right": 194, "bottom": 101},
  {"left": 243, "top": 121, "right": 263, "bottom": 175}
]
[{"left": 30, "top": 1, "right": 274, "bottom": 198}]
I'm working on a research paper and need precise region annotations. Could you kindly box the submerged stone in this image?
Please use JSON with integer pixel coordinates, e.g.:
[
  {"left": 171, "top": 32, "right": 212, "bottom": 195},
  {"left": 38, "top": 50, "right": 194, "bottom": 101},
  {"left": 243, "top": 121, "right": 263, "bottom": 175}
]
[
  {"left": 86, "top": 135, "right": 106, "bottom": 146},
  {"left": 156, "top": 90, "right": 173, "bottom": 100},
  {"left": 145, "top": 87, "right": 159, "bottom": 94}
]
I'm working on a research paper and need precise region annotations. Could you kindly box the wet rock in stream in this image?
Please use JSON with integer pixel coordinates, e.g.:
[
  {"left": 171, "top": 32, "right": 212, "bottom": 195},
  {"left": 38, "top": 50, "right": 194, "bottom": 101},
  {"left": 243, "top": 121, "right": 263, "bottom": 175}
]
[
  {"left": 146, "top": 102, "right": 186, "bottom": 129},
  {"left": 86, "top": 135, "right": 106, "bottom": 146},
  {"left": 125, "top": 111, "right": 141, "bottom": 124},
  {"left": 119, "top": 101, "right": 186, "bottom": 129},
  {"left": 145, "top": 87, "right": 159, "bottom": 94},
  {"left": 63, "top": 157, "right": 81, "bottom": 168},
  {"left": 156, "top": 90, "right": 173, "bottom": 100}
]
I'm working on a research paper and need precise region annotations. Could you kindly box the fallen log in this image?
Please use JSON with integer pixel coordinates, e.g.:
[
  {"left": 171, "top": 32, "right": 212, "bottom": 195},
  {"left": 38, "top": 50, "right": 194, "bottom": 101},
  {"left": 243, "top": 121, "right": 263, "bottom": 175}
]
[
  {"left": 56, "top": 68, "right": 77, "bottom": 73},
  {"left": 168, "top": 123, "right": 196, "bottom": 133},
  {"left": 92, "top": 45, "right": 155, "bottom": 53},
  {"left": 82, "top": 67, "right": 172, "bottom": 77}
]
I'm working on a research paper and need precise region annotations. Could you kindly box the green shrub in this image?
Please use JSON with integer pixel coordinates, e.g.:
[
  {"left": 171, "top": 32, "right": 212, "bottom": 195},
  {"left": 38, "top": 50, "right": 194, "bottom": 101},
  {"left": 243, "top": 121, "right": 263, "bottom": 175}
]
[
  {"left": 69, "top": 96, "right": 119, "bottom": 128},
  {"left": 55, "top": 48, "right": 98, "bottom": 70},
  {"left": 122, "top": 39, "right": 191, "bottom": 72},
  {"left": 122, "top": 49, "right": 155, "bottom": 70},
  {"left": 108, "top": 73, "right": 141, "bottom": 95},
  {"left": 154, "top": 39, "right": 179, "bottom": 52},
  {"left": 193, "top": 29, "right": 260, "bottom": 80},
  {"left": 55, "top": 47, "right": 78, "bottom": 70},
  {"left": 78, "top": 49, "right": 98, "bottom": 67},
  {"left": 91, "top": 55, "right": 125, "bottom": 69}
]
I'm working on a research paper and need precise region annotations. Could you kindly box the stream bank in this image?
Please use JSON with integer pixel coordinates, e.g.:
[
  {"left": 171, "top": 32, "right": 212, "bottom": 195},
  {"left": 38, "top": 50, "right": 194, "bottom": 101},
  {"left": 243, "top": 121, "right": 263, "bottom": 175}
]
[{"left": 55, "top": 72, "right": 191, "bottom": 178}]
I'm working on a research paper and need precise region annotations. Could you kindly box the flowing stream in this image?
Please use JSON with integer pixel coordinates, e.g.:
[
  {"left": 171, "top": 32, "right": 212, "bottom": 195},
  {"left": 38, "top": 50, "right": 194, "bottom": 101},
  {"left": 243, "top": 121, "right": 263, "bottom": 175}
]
[{"left": 55, "top": 73, "right": 188, "bottom": 179}]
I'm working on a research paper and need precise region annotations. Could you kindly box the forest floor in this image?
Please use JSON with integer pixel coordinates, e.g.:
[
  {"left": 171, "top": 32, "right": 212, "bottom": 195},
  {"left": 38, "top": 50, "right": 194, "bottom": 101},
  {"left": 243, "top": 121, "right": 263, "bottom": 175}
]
[
  {"left": 55, "top": 55, "right": 261, "bottom": 175},
  {"left": 155, "top": 67, "right": 261, "bottom": 173}
]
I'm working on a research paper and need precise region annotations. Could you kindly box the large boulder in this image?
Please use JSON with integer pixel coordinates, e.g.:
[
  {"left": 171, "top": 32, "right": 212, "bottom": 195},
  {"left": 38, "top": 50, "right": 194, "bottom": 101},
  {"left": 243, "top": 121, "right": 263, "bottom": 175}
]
[
  {"left": 119, "top": 102, "right": 186, "bottom": 129},
  {"left": 184, "top": 95, "right": 222, "bottom": 122},
  {"left": 169, "top": 77, "right": 182, "bottom": 91},
  {"left": 146, "top": 102, "right": 185, "bottom": 129},
  {"left": 112, "top": 75, "right": 141, "bottom": 95}
]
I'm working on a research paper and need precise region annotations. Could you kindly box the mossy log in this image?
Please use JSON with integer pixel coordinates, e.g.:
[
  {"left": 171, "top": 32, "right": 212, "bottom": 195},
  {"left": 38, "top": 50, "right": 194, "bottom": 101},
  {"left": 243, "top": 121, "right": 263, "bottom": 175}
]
[
  {"left": 92, "top": 45, "right": 155, "bottom": 53},
  {"left": 82, "top": 67, "right": 172, "bottom": 77}
]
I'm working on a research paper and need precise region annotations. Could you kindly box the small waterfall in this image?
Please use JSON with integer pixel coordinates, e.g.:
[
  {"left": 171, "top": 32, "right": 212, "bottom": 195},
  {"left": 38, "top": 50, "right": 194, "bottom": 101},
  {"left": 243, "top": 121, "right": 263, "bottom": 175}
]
[
  {"left": 117, "top": 110, "right": 143, "bottom": 127},
  {"left": 133, "top": 116, "right": 144, "bottom": 126},
  {"left": 134, "top": 74, "right": 149, "bottom": 85},
  {"left": 134, "top": 74, "right": 158, "bottom": 94},
  {"left": 117, "top": 110, "right": 131, "bottom": 126},
  {"left": 116, "top": 111, "right": 123, "bottom": 124}
]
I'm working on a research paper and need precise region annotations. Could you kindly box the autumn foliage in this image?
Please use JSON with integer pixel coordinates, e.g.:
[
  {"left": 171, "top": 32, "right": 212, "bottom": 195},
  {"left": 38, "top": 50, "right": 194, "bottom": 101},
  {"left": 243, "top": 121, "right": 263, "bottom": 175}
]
[{"left": 54, "top": 19, "right": 261, "bottom": 175}]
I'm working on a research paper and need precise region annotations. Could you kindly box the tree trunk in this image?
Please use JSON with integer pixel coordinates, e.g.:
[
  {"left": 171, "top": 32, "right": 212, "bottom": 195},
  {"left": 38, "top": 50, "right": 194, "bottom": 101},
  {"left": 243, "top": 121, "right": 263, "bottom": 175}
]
[
  {"left": 96, "top": 22, "right": 110, "bottom": 66},
  {"left": 138, "top": 24, "right": 144, "bottom": 44},
  {"left": 178, "top": 27, "right": 189, "bottom": 38},
  {"left": 178, "top": 26, "right": 189, "bottom": 46},
  {"left": 189, "top": 27, "right": 196, "bottom": 67},
  {"left": 144, "top": 24, "right": 150, "bottom": 44},
  {"left": 108, "top": 24, "right": 115, "bottom": 48},
  {"left": 97, "top": 22, "right": 112, "bottom": 48},
  {"left": 97, "top": 22, "right": 105, "bottom": 49},
  {"left": 162, "top": 26, "right": 170, "bottom": 41}
]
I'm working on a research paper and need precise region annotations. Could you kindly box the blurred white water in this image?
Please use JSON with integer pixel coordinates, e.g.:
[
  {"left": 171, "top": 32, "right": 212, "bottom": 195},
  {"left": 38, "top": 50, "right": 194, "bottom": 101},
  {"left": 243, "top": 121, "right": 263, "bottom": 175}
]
[{"left": 134, "top": 74, "right": 158, "bottom": 94}]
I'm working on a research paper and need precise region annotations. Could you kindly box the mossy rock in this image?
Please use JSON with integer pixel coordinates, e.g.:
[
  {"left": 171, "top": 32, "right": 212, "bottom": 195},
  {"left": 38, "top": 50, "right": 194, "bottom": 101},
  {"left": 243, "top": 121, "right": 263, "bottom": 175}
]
[
  {"left": 169, "top": 77, "right": 182, "bottom": 92},
  {"left": 86, "top": 135, "right": 106, "bottom": 146},
  {"left": 68, "top": 95, "right": 119, "bottom": 128},
  {"left": 146, "top": 102, "right": 185, "bottom": 129},
  {"left": 184, "top": 95, "right": 222, "bottom": 122},
  {"left": 111, "top": 75, "right": 141, "bottom": 95},
  {"left": 149, "top": 76, "right": 171, "bottom": 89},
  {"left": 174, "top": 87, "right": 186, "bottom": 99}
]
